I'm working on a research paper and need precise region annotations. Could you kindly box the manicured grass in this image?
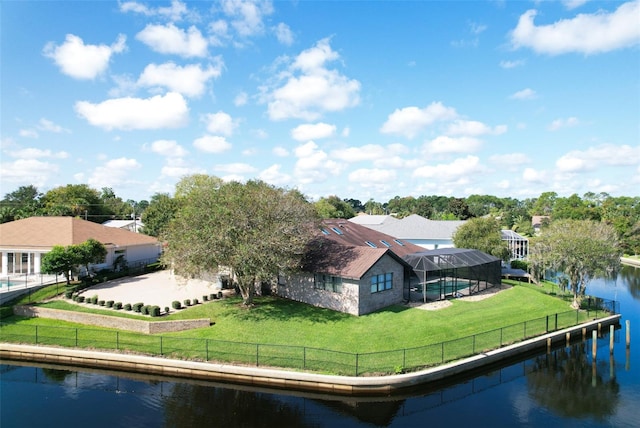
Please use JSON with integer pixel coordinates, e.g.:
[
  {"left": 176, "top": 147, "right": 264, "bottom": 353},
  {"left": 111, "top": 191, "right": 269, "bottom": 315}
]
[
  {"left": 37, "top": 300, "right": 151, "bottom": 320},
  {"left": 1, "top": 283, "right": 600, "bottom": 375}
]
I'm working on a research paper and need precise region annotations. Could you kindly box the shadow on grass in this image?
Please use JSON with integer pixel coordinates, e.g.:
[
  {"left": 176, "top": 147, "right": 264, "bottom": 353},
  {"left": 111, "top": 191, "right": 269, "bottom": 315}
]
[{"left": 223, "top": 296, "right": 351, "bottom": 324}]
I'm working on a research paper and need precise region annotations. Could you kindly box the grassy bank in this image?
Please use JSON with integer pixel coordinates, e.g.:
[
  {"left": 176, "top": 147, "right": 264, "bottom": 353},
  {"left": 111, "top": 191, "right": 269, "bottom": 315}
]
[{"left": 2, "top": 283, "right": 582, "bottom": 353}]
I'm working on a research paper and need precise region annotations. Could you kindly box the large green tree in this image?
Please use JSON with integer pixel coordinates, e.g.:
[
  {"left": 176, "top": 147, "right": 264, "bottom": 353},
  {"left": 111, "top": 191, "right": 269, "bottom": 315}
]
[
  {"left": 77, "top": 238, "right": 107, "bottom": 276},
  {"left": 41, "top": 245, "right": 83, "bottom": 284},
  {"left": 1, "top": 185, "right": 44, "bottom": 222},
  {"left": 163, "top": 176, "right": 320, "bottom": 306},
  {"left": 528, "top": 219, "right": 621, "bottom": 308},
  {"left": 314, "top": 195, "right": 356, "bottom": 219},
  {"left": 42, "top": 184, "right": 108, "bottom": 222},
  {"left": 141, "top": 193, "right": 180, "bottom": 237},
  {"left": 452, "top": 217, "right": 510, "bottom": 261}
]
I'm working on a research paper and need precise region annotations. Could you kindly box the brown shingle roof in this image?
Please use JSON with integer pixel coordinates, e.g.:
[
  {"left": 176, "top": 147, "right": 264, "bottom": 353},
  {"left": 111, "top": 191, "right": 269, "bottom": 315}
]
[
  {"left": 0, "top": 216, "right": 159, "bottom": 249},
  {"left": 301, "top": 220, "right": 423, "bottom": 279}
]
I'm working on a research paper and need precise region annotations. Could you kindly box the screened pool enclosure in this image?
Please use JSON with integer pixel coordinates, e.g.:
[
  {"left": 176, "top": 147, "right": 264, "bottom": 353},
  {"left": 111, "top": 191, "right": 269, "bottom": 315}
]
[{"left": 403, "top": 248, "right": 502, "bottom": 303}]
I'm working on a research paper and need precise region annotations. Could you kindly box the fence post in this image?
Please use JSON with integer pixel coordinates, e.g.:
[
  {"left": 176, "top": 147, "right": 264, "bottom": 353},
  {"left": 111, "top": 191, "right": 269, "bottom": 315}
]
[
  {"left": 303, "top": 347, "right": 306, "bottom": 370},
  {"left": 555, "top": 313, "right": 558, "bottom": 331},
  {"left": 473, "top": 335, "right": 476, "bottom": 354},
  {"left": 576, "top": 309, "right": 579, "bottom": 325},
  {"left": 500, "top": 328, "right": 503, "bottom": 347},
  {"left": 35, "top": 325, "right": 38, "bottom": 344},
  {"left": 441, "top": 342, "right": 444, "bottom": 363},
  {"left": 355, "top": 353, "right": 359, "bottom": 377},
  {"left": 116, "top": 331, "right": 119, "bottom": 350},
  {"left": 403, "top": 348, "right": 406, "bottom": 369},
  {"left": 75, "top": 328, "right": 78, "bottom": 347},
  {"left": 256, "top": 344, "right": 259, "bottom": 367},
  {"left": 546, "top": 316, "right": 549, "bottom": 333},
  {"left": 206, "top": 340, "right": 209, "bottom": 361},
  {"left": 160, "top": 336, "right": 163, "bottom": 355}
]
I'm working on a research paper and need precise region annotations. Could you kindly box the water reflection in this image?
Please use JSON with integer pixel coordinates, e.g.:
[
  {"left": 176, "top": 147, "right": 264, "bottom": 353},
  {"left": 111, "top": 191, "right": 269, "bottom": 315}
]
[
  {"left": 619, "top": 265, "right": 640, "bottom": 301},
  {"left": 527, "top": 343, "right": 620, "bottom": 421}
]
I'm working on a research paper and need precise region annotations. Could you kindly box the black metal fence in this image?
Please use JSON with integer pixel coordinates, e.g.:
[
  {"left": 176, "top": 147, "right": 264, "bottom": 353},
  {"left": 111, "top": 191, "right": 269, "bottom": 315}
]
[{"left": 0, "top": 296, "right": 617, "bottom": 376}]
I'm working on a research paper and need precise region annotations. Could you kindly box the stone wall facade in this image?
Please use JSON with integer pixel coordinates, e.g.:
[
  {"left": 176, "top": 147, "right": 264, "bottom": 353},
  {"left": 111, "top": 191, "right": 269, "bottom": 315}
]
[
  {"left": 276, "top": 253, "right": 405, "bottom": 316},
  {"left": 13, "top": 305, "right": 210, "bottom": 334}
]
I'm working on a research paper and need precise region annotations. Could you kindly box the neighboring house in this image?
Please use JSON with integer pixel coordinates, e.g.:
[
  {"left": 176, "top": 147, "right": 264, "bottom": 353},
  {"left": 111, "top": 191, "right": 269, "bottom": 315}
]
[
  {"left": 531, "top": 216, "right": 550, "bottom": 235},
  {"left": 0, "top": 217, "right": 161, "bottom": 277},
  {"left": 276, "top": 219, "right": 424, "bottom": 316},
  {"left": 350, "top": 214, "right": 466, "bottom": 249},
  {"left": 102, "top": 219, "right": 144, "bottom": 233},
  {"left": 500, "top": 230, "right": 529, "bottom": 260}
]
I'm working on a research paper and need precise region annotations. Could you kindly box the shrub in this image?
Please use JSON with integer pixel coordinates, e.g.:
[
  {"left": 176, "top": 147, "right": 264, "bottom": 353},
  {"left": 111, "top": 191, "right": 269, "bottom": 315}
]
[
  {"left": 172, "top": 300, "right": 181, "bottom": 310},
  {"left": 106, "top": 300, "right": 114, "bottom": 308},
  {"left": 65, "top": 291, "right": 74, "bottom": 299},
  {"left": 114, "top": 302, "right": 123, "bottom": 310},
  {"left": 218, "top": 291, "right": 223, "bottom": 299},
  {"left": 150, "top": 306, "right": 161, "bottom": 317},
  {"left": 510, "top": 259, "right": 529, "bottom": 271},
  {"left": 91, "top": 296, "right": 99, "bottom": 304},
  {"left": 184, "top": 299, "right": 191, "bottom": 307},
  {"left": 133, "top": 302, "right": 144, "bottom": 313},
  {"left": 124, "top": 303, "right": 132, "bottom": 311},
  {"left": 164, "top": 306, "right": 170, "bottom": 314},
  {"left": 203, "top": 295, "right": 208, "bottom": 301},
  {"left": 98, "top": 300, "right": 105, "bottom": 306},
  {"left": 141, "top": 305, "right": 150, "bottom": 315},
  {"left": 210, "top": 293, "right": 216, "bottom": 300},
  {"left": 193, "top": 298, "right": 199, "bottom": 305},
  {"left": 77, "top": 296, "right": 85, "bottom": 303}
]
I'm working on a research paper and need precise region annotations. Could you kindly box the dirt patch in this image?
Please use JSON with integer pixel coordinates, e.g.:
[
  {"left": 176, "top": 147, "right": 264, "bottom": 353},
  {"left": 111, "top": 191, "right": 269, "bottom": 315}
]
[{"left": 408, "top": 283, "right": 513, "bottom": 311}]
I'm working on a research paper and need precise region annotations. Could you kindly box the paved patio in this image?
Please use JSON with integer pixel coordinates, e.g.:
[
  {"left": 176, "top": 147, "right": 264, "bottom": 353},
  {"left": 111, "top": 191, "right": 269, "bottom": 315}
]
[{"left": 77, "top": 270, "right": 223, "bottom": 309}]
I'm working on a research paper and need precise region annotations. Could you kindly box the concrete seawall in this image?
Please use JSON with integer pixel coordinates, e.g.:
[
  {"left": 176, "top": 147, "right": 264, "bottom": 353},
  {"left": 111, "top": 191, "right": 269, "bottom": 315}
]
[
  {"left": 621, "top": 257, "right": 640, "bottom": 267},
  {"left": 0, "top": 314, "right": 620, "bottom": 397}
]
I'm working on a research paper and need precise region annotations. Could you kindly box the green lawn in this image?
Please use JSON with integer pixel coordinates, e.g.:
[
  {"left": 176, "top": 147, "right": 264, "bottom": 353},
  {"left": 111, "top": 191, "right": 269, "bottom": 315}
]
[{"left": 3, "top": 283, "right": 583, "bottom": 354}]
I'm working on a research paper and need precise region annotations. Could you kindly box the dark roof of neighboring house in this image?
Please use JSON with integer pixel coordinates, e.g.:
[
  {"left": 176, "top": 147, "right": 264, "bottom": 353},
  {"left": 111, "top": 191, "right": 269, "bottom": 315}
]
[
  {"left": 0, "top": 216, "right": 159, "bottom": 249},
  {"left": 302, "top": 219, "right": 424, "bottom": 279}
]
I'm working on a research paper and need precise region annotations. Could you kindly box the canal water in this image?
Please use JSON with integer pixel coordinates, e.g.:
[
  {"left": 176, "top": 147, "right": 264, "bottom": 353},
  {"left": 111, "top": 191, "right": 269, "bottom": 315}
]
[{"left": 1, "top": 264, "right": 638, "bottom": 427}]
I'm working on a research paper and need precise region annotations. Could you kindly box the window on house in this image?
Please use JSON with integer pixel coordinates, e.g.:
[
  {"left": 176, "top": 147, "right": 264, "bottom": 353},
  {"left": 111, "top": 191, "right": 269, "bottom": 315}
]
[
  {"left": 330, "top": 227, "right": 343, "bottom": 235},
  {"left": 321, "top": 228, "right": 330, "bottom": 235},
  {"left": 370, "top": 273, "right": 393, "bottom": 293},
  {"left": 365, "top": 241, "right": 377, "bottom": 248},
  {"left": 393, "top": 239, "right": 405, "bottom": 246},
  {"left": 380, "top": 240, "right": 391, "bottom": 247},
  {"left": 314, "top": 274, "right": 343, "bottom": 293}
]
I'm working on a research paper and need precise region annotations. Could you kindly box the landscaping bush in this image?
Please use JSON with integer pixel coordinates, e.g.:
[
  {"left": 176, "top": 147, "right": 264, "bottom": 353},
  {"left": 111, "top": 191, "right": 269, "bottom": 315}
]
[
  {"left": 91, "top": 296, "right": 99, "bottom": 304},
  {"left": 132, "top": 302, "right": 144, "bottom": 313},
  {"left": 150, "top": 306, "right": 161, "bottom": 317},
  {"left": 193, "top": 298, "right": 199, "bottom": 305},
  {"left": 106, "top": 300, "right": 114, "bottom": 308},
  {"left": 65, "top": 291, "right": 74, "bottom": 299},
  {"left": 172, "top": 300, "right": 182, "bottom": 310},
  {"left": 114, "top": 302, "right": 123, "bottom": 310},
  {"left": 77, "top": 296, "right": 85, "bottom": 303},
  {"left": 124, "top": 303, "right": 132, "bottom": 311},
  {"left": 218, "top": 291, "right": 223, "bottom": 299},
  {"left": 203, "top": 295, "right": 208, "bottom": 301},
  {"left": 510, "top": 259, "right": 529, "bottom": 271},
  {"left": 210, "top": 293, "right": 216, "bottom": 300},
  {"left": 164, "top": 306, "right": 170, "bottom": 314},
  {"left": 184, "top": 299, "right": 191, "bottom": 307},
  {"left": 141, "top": 305, "right": 150, "bottom": 315}
]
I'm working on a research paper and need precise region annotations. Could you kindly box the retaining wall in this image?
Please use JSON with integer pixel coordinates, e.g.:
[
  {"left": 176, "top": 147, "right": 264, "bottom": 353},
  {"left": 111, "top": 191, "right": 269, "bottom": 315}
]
[
  {"left": 0, "top": 314, "right": 620, "bottom": 396},
  {"left": 12, "top": 305, "right": 210, "bottom": 334}
]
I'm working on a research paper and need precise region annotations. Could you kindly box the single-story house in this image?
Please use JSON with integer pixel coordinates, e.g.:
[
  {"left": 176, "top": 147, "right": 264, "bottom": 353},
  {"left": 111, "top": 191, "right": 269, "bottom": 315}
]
[
  {"left": 0, "top": 216, "right": 161, "bottom": 277},
  {"left": 276, "top": 219, "right": 425, "bottom": 316},
  {"left": 102, "top": 219, "right": 144, "bottom": 233},
  {"left": 350, "top": 214, "right": 465, "bottom": 249}
]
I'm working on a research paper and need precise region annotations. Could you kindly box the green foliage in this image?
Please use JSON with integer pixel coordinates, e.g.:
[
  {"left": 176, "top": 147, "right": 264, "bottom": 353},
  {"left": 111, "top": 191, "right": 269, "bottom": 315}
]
[
  {"left": 452, "top": 217, "right": 510, "bottom": 261},
  {"left": 41, "top": 184, "right": 107, "bottom": 222},
  {"left": 510, "top": 259, "right": 529, "bottom": 271},
  {"left": 314, "top": 195, "right": 356, "bottom": 219},
  {"left": 184, "top": 299, "right": 191, "bottom": 307},
  {"left": 193, "top": 298, "right": 199, "bottom": 305},
  {"left": 163, "top": 175, "right": 320, "bottom": 306},
  {"left": 132, "top": 302, "right": 144, "bottom": 313},
  {"left": 141, "top": 193, "right": 180, "bottom": 237},
  {"left": 150, "top": 306, "right": 161, "bottom": 317},
  {"left": 172, "top": 300, "right": 182, "bottom": 310},
  {"left": 124, "top": 303, "right": 132, "bottom": 311},
  {"left": 164, "top": 306, "right": 170, "bottom": 314},
  {"left": 529, "top": 219, "right": 621, "bottom": 308},
  {"left": 114, "top": 302, "right": 123, "bottom": 310},
  {"left": 106, "top": 300, "right": 114, "bottom": 308},
  {"left": 41, "top": 245, "right": 83, "bottom": 285}
]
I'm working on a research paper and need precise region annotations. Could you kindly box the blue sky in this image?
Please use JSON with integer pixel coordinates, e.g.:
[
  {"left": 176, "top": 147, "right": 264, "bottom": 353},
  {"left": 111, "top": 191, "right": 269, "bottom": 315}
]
[{"left": 1, "top": 0, "right": 639, "bottom": 203}]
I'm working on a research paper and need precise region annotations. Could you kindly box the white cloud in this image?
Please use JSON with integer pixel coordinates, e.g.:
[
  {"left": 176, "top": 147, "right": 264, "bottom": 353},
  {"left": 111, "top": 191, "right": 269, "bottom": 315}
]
[
  {"left": 213, "top": 163, "right": 257, "bottom": 174},
  {"left": 273, "top": 146, "right": 289, "bottom": 157},
  {"left": 234, "top": 91, "right": 248, "bottom": 106},
  {"left": 119, "top": 0, "right": 190, "bottom": 21},
  {"left": 556, "top": 144, "right": 640, "bottom": 172},
  {"left": 259, "top": 164, "right": 291, "bottom": 186},
  {"left": 522, "top": 167, "right": 547, "bottom": 183},
  {"left": 38, "top": 118, "right": 70, "bottom": 133},
  {"left": 137, "top": 61, "right": 222, "bottom": 97},
  {"left": 348, "top": 168, "right": 397, "bottom": 184},
  {"left": 380, "top": 102, "right": 458, "bottom": 139},
  {"left": 548, "top": 117, "right": 579, "bottom": 131},
  {"left": 0, "top": 159, "right": 60, "bottom": 188},
  {"left": 75, "top": 92, "right": 189, "bottom": 130},
  {"left": 88, "top": 157, "right": 142, "bottom": 189},
  {"left": 43, "top": 34, "right": 126, "bottom": 80},
  {"left": 136, "top": 23, "right": 208, "bottom": 57},
  {"left": 150, "top": 140, "right": 188, "bottom": 158},
  {"left": 500, "top": 59, "right": 525, "bottom": 69},
  {"left": 293, "top": 141, "right": 343, "bottom": 184},
  {"left": 332, "top": 144, "right": 408, "bottom": 163},
  {"left": 19, "top": 129, "right": 38, "bottom": 138},
  {"left": 510, "top": 2, "right": 640, "bottom": 55},
  {"left": 274, "top": 22, "right": 294, "bottom": 45},
  {"left": 291, "top": 122, "right": 336, "bottom": 141},
  {"left": 510, "top": 88, "right": 537, "bottom": 100},
  {"left": 412, "top": 155, "right": 485, "bottom": 182},
  {"left": 446, "top": 120, "right": 507, "bottom": 136},
  {"left": 193, "top": 135, "right": 232, "bottom": 153},
  {"left": 424, "top": 136, "right": 483, "bottom": 154},
  {"left": 8, "top": 148, "right": 69, "bottom": 159},
  {"left": 221, "top": 0, "right": 274, "bottom": 37},
  {"left": 203, "top": 111, "right": 238, "bottom": 136},
  {"left": 265, "top": 38, "right": 361, "bottom": 121}
]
